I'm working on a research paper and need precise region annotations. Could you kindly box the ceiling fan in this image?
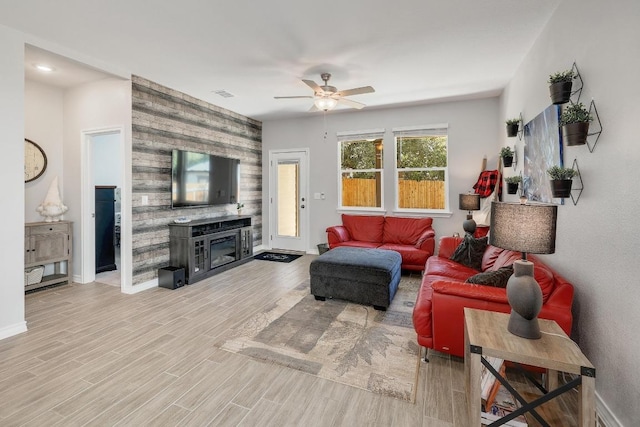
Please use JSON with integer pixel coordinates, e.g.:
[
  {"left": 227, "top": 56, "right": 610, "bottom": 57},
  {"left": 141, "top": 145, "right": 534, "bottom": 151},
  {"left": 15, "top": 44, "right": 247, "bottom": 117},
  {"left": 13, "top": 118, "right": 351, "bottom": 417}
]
[{"left": 275, "top": 73, "right": 375, "bottom": 111}]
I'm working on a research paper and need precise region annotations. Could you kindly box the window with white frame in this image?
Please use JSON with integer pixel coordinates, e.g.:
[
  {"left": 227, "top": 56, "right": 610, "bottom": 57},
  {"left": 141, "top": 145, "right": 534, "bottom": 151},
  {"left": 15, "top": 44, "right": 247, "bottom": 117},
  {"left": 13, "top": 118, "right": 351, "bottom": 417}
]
[
  {"left": 337, "top": 129, "right": 385, "bottom": 209},
  {"left": 393, "top": 125, "right": 449, "bottom": 212}
]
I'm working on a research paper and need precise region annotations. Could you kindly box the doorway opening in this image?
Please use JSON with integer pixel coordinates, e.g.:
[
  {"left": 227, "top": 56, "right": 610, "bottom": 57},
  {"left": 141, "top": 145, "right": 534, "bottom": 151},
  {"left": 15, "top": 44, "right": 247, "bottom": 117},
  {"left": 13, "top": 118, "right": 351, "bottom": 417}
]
[{"left": 81, "top": 129, "right": 124, "bottom": 290}]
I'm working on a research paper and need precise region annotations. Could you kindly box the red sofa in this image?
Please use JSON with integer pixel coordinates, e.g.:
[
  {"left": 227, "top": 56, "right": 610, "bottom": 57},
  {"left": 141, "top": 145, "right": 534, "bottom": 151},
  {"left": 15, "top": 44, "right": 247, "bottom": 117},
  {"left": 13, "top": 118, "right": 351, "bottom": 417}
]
[
  {"left": 413, "top": 236, "right": 574, "bottom": 358},
  {"left": 326, "top": 214, "right": 435, "bottom": 271}
]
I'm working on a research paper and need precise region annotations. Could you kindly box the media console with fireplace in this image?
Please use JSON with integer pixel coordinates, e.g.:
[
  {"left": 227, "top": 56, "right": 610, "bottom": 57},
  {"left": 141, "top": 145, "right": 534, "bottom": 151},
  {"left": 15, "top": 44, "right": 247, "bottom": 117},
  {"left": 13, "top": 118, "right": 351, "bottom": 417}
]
[{"left": 168, "top": 216, "right": 253, "bottom": 284}]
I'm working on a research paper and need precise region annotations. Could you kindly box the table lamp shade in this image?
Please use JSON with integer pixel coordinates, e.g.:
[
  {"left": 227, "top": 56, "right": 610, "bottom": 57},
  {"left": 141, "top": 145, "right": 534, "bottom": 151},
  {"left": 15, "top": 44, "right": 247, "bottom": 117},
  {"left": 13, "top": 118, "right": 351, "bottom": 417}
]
[
  {"left": 489, "top": 202, "right": 557, "bottom": 254},
  {"left": 459, "top": 194, "right": 481, "bottom": 235},
  {"left": 459, "top": 194, "right": 481, "bottom": 212}
]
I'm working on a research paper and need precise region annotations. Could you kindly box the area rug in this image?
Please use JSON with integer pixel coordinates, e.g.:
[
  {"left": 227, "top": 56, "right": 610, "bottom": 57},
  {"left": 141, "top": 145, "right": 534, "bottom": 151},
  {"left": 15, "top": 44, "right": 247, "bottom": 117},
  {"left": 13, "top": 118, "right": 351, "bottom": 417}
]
[
  {"left": 218, "top": 275, "right": 422, "bottom": 402},
  {"left": 253, "top": 252, "right": 302, "bottom": 263}
]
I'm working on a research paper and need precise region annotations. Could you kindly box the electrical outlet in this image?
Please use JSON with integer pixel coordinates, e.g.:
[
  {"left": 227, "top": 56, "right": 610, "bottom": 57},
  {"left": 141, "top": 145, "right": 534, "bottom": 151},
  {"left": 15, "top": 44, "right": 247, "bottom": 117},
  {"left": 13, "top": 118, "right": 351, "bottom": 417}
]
[{"left": 141, "top": 195, "right": 149, "bottom": 205}]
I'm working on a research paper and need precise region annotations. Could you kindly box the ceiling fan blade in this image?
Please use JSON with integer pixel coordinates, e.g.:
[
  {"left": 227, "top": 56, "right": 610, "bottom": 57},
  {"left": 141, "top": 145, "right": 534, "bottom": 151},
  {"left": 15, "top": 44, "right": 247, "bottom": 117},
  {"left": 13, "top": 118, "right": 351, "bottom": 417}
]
[
  {"left": 302, "top": 79, "right": 323, "bottom": 94},
  {"left": 336, "top": 86, "right": 375, "bottom": 97},
  {"left": 337, "top": 97, "right": 366, "bottom": 109},
  {"left": 308, "top": 104, "right": 320, "bottom": 112},
  {"left": 274, "top": 95, "right": 314, "bottom": 99}
]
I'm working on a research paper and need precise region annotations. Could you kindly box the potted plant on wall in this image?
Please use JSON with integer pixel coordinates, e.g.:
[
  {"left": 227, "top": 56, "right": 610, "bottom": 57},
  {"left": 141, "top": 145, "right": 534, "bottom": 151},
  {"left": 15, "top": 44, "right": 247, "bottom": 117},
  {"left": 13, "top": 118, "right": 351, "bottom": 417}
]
[
  {"left": 548, "top": 69, "right": 575, "bottom": 104},
  {"left": 547, "top": 166, "right": 577, "bottom": 198},
  {"left": 560, "top": 102, "right": 592, "bottom": 146},
  {"left": 506, "top": 118, "right": 520, "bottom": 138},
  {"left": 500, "top": 146, "right": 514, "bottom": 168},
  {"left": 505, "top": 175, "right": 522, "bottom": 194}
]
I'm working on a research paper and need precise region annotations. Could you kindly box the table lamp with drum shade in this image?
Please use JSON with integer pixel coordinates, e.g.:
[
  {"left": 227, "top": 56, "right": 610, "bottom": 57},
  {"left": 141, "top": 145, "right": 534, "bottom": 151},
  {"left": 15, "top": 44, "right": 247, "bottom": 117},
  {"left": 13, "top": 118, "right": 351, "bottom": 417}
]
[
  {"left": 459, "top": 193, "right": 481, "bottom": 235},
  {"left": 489, "top": 200, "right": 558, "bottom": 339}
]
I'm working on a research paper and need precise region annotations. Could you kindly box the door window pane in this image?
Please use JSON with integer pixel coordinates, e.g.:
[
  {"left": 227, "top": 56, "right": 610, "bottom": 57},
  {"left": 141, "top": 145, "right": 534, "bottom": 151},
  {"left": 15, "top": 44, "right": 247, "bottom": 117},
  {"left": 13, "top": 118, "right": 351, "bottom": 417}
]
[{"left": 277, "top": 162, "right": 299, "bottom": 237}]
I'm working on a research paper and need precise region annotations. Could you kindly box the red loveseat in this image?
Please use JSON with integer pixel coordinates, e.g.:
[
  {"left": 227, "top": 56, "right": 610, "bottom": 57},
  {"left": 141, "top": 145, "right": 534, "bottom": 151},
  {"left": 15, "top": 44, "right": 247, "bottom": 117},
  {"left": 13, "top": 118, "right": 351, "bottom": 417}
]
[
  {"left": 413, "top": 236, "right": 574, "bottom": 358},
  {"left": 326, "top": 214, "right": 435, "bottom": 272}
]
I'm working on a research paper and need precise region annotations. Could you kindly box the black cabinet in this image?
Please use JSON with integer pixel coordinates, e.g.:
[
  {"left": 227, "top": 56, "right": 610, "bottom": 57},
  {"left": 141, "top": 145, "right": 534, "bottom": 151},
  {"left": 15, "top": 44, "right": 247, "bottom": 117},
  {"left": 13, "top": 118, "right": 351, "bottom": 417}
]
[
  {"left": 95, "top": 186, "right": 117, "bottom": 273},
  {"left": 169, "top": 216, "right": 253, "bottom": 284}
]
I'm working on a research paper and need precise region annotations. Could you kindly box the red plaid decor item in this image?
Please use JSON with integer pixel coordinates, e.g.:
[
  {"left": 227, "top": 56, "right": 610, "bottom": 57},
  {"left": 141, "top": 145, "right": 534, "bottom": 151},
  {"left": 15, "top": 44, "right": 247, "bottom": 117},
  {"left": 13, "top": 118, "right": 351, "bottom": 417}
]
[{"left": 473, "top": 170, "right": 502, "bottom": 199}]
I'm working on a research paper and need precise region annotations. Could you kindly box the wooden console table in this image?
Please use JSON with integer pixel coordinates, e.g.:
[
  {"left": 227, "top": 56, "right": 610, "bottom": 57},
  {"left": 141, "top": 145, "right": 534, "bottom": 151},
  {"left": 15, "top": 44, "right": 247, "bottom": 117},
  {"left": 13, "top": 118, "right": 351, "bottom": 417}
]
[
  {"left": 464, "top": 308, "right": 595, "bottom": 426},
  {"left": 25, "top": 221, "right": 73, "bottom": 291}
]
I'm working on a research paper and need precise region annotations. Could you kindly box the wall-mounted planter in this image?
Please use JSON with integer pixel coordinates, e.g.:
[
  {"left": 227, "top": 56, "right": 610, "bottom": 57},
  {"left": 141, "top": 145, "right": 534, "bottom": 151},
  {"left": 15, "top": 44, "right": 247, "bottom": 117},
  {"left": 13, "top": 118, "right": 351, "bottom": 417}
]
[
  {"left": 500, "top": 146, "right": 514, "bottom": 168},
  {"left": 506, "top": 123, "right": 519, "bottom": 137},
  {"left": 562, "top": 122, "right": 590, "bottom": 146},
  {"left": 550, "top": 179, "right": 573, "bottom": 198},
  {"left": 549, "top": 81, "right": 573, "bottom": 105},
  {"left": 507, "top": 183, "right": 519, "bottom": 194}
]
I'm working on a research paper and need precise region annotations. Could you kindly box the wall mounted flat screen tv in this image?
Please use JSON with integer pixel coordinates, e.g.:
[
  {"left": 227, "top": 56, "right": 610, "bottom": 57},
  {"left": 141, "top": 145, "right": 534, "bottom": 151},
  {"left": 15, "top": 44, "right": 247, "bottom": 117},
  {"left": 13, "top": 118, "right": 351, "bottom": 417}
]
[{"left": 171, "top": 149, "right": 239, "bottom": 208}]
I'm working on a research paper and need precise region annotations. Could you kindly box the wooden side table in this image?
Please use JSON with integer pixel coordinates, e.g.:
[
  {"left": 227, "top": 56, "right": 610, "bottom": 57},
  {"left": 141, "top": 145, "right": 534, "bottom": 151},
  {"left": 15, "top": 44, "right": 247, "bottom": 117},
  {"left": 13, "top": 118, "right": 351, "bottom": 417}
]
[{"left": 464, "top": 308, "right": 595, "bottom": 426}]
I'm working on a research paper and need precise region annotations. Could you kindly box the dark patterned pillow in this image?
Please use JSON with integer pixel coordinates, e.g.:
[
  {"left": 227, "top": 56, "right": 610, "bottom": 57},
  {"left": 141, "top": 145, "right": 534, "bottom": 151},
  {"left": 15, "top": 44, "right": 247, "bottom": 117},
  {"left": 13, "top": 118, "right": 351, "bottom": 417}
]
[
  {"left": 465, "top": 265, "right": 514, "bottom": 288},
  {"left": 449, "top": 235, "right": 488, "bottom": 271}
]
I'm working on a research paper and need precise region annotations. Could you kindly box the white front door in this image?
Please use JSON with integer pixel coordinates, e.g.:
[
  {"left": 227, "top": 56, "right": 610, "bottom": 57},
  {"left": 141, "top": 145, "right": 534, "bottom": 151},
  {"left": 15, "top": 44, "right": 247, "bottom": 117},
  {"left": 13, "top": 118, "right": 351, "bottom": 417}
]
[{"left": 269, "top": 150, "right": 309, "bottom": 252}]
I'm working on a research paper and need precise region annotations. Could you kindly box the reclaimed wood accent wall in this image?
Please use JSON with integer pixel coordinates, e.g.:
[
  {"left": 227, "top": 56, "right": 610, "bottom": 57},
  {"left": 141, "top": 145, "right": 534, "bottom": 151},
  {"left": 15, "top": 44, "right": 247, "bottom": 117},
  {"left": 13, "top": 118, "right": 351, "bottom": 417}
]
[{"left": 131, "top": 76, "right": 262, "bottom": 285}]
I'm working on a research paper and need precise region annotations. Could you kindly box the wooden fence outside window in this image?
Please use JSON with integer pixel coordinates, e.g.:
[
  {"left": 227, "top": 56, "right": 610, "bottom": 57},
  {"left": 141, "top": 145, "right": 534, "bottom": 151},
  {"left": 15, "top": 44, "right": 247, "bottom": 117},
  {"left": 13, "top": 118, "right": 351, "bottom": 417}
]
[{"left": 341, "top": 178, "right": 445, "bottom": 209}]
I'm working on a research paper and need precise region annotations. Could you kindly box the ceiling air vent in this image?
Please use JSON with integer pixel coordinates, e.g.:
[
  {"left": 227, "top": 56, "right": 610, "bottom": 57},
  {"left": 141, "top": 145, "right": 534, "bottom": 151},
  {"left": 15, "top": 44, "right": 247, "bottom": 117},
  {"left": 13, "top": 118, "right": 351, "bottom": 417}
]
[{"left": 212, "top": 89, "right": 235, "bottom": 98}]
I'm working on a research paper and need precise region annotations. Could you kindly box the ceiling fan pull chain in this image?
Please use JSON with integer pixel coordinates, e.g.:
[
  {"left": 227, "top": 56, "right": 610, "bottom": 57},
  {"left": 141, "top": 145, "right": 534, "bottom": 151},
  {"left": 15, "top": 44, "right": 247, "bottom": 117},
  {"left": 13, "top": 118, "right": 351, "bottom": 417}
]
[{"left": 323, "top": 111, "right": 328, "bottom": 141}]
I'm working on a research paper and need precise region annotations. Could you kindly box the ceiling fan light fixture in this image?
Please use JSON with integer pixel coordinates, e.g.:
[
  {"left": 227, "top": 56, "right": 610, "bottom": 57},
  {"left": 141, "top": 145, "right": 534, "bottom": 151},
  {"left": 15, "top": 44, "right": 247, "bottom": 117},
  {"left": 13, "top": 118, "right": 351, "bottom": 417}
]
[
  {"left": 276, "top": 73, "right": 373, "bottom": 112},
  {"left": 314, "top": 96, "right": 338, "bottom": 111}
]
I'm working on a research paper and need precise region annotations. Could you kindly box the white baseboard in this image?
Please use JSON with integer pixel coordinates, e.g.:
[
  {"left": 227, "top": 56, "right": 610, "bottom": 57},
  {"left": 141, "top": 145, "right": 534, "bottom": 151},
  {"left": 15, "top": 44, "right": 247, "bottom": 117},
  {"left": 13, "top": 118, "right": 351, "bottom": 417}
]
[
  {"left": 0, "top": 321, "right": 27, "bottom": 340},
  {"left": 122, "top": 278, "right": 158, "bottom": 295},
  {"left": 596, "top": 391, "right": 622, "bottom": 427}
]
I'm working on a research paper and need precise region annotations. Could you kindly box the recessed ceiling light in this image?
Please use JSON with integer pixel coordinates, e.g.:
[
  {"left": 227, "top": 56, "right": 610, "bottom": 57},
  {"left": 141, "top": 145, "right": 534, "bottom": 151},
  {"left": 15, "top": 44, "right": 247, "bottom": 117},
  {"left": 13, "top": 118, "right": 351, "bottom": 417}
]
[{"left": 34, "top": 64, "right": 55, "bottom": 72}]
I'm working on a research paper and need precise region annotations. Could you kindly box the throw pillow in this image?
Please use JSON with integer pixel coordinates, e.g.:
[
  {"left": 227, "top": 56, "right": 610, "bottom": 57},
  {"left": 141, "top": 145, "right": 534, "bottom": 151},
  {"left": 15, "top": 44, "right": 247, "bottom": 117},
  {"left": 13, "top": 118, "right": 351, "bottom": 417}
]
[
  {"left": 465, "top": 265, "right": 514, "bottom": 288},
  {"left": 449, "top": 234, "right": 488, "bottom": 271}
]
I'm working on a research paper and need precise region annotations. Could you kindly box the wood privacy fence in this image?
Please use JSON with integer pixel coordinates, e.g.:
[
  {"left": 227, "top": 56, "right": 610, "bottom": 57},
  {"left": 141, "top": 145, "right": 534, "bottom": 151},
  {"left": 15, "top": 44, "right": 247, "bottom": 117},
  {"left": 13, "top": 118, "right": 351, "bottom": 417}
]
[
  {"left": 342, "top": 178, "right": 445, "bottom": 208},
  {"left": 342, "top": 178, "right": 379, "bottom": 207}
]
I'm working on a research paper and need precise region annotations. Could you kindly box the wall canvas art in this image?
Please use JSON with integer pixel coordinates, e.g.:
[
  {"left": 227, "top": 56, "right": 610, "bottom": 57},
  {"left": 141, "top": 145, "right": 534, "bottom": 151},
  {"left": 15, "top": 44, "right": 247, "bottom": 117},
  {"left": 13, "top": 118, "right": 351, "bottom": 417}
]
[{"left": 523, "top": 105, "right": 564, "bottom": 203}]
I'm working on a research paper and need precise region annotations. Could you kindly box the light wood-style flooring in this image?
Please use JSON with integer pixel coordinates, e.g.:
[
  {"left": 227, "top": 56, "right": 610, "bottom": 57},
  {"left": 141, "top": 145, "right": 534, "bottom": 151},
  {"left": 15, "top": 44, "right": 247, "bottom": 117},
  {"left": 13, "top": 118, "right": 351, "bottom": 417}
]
[{"left": 1, "top": 255, "right": 577, "bottom": 426}]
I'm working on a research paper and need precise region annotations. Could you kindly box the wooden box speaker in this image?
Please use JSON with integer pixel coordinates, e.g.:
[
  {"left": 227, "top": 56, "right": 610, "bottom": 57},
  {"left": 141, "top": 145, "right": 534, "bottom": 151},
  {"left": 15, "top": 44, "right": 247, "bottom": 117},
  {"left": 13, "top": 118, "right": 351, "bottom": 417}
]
[{"left": 158, "top": 267, "right": 185, "bottom": 290}]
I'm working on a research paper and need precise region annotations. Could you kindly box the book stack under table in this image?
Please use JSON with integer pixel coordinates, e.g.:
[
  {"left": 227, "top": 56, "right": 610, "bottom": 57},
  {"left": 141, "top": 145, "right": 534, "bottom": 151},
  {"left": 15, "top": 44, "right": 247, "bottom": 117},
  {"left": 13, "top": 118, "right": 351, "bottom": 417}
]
[{"left": 480, "top": 357, "right": 528, "bottom": 426}]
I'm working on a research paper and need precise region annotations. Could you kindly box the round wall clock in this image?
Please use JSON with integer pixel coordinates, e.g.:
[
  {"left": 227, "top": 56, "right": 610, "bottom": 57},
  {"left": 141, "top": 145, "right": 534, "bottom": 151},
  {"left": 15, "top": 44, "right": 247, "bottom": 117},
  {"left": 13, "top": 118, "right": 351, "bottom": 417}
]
[{"left": 24, "top": 138, "right": 48, "bottom": 183}]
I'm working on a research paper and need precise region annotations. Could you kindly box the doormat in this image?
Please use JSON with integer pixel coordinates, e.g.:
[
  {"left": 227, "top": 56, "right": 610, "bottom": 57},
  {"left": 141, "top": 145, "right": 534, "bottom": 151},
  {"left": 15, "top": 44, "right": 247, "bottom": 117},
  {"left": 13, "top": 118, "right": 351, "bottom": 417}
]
[
  {"left": 217, "top": 276, "right": 422, "bottom": 402},
  {"left": 253, "top": 252, "right": 303, "bottom": 263}
]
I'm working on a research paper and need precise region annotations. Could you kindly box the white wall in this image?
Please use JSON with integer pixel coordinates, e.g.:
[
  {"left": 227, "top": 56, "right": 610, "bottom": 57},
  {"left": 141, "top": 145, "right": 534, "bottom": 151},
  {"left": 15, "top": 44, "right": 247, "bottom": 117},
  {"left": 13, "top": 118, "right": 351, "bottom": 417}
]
[
  {"left": 24, "top": 80, "right": 64, "bottom": 223},
  {"left": 0, "top": 25, "right": 27, "bottom": 338},
  {"left": 92, "top": 133, "right": 123, "bottom": 188},
  {"left": 500, "top": 0, "right": 640, "bottom": 424},
  {"left": 63, "top": 78, "right": 132, "bottom": 289},
  {"left": 263, "top": 97, "right": 500, "bottom": 252}
]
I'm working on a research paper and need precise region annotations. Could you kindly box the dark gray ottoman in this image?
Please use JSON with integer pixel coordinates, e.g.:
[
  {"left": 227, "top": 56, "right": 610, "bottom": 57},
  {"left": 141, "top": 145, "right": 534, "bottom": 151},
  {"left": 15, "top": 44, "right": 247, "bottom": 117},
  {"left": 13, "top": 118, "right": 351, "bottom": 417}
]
[{"left": 309, "top": 247, "right": 402, "bottom": 310}]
